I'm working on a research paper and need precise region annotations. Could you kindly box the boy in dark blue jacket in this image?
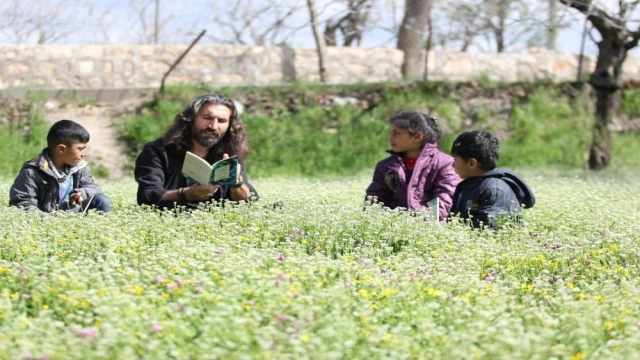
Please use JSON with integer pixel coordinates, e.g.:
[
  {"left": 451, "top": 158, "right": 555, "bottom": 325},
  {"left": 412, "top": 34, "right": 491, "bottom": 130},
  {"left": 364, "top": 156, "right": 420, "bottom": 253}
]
[{"left": 449, "top": 131, "right": 535, "bottom": 230}]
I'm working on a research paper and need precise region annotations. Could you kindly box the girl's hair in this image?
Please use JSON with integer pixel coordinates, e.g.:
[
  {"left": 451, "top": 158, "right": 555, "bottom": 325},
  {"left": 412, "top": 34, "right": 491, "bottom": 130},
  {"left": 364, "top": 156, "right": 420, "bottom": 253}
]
[
  {"left": 164, "top": 94, "right": 250, "bottom": 163},
  {"left": 389, "top": 111, "right": 440, "bottom": 145}
]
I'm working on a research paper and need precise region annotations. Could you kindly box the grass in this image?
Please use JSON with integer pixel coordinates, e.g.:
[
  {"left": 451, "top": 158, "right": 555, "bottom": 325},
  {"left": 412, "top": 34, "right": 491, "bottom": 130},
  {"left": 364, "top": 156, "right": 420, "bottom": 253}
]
[{"left": 1, "top": 170, "right": 640, "bottom": 359}]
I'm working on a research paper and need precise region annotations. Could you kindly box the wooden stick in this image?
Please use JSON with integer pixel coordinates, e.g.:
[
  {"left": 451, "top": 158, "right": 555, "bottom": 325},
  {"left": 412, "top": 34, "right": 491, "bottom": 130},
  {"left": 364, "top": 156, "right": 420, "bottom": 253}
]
[{"left": 159, "top": 29, "right": 207, "bottom": 93}]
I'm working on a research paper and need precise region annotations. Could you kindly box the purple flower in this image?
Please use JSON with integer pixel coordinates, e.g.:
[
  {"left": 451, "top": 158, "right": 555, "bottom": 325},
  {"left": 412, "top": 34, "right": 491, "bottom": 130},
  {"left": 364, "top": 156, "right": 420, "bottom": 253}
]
[
  {"left": 550, "top": 243, "right": 562, "bottom": 249},
  {"left": 277, "top": 314, "right": 288, "bottom": 323},
  {"left": 195, "top": 284, "right": 203, "bottom": 293},
  {"left": 214, "top": 249, "right": 224, "bottom": 255},
  {"left": 359, "top": 258, "right": 373, "bottom": 265},
  {"left": 175, "top": 278, "right": 183, "bottom": 287},
  {"left": 155, "top": 276, "right": 164, "bottom": 283},
  {"left": 152, "top": 324, "right": 163, "bottom": 333},
  {"left": 277, "top": 254, "right": 285, "bottom": 262},
  {"left": 74, "top": 328, "right": 96, "bottom": 339}
]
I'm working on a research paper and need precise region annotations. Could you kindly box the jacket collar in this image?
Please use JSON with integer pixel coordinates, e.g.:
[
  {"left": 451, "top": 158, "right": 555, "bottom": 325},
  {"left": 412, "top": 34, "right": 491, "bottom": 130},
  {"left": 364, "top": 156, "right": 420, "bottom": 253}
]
[{"left": 26, "top": 149, "right": 88, "bottom": 181}]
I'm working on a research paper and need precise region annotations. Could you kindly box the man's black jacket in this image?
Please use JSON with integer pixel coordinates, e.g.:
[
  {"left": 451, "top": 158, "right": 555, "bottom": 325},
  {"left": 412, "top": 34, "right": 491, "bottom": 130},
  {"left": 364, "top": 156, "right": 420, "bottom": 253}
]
[{"left": 135, "top": 138, "right": 259, "bottom": 209}]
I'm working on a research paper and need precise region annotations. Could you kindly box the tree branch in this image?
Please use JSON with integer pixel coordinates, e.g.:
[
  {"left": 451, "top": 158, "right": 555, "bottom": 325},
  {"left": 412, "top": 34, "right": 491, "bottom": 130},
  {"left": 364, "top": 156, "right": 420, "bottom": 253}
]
[{"left": 558, "top": 0, "right": 625, "bottom": 35}]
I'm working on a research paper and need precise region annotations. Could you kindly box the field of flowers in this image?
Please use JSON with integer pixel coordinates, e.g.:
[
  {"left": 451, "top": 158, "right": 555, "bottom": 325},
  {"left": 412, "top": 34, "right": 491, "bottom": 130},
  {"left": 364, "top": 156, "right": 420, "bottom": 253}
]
[{"left": 1, "top": 169, "right": 640, "bottom": 359}]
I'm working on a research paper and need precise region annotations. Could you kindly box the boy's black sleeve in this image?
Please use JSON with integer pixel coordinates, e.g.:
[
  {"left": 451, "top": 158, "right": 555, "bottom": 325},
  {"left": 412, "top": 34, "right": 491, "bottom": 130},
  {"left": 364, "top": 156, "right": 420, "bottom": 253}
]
[
  {"left": 75, "top": 166, "right": 102, "bottom": 199},
  {"left": 9, "top": 168, "right": 40, "bottom": 211},
  {"left": 471, "top": 179, "right": 520, "bottom": 230}
]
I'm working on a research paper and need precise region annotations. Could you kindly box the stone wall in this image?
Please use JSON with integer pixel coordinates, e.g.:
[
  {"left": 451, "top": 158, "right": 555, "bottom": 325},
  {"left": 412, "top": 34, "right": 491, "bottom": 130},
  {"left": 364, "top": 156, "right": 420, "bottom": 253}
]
[{"left": 1, "top": 45, "right": 639, "bottom": 93}]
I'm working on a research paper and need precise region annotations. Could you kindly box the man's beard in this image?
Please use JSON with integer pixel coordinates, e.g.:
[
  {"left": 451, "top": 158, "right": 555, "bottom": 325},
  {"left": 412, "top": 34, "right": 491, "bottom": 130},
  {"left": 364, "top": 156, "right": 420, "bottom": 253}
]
[{"left": 193, "top": 128, "right": 223, "bottom": 148}]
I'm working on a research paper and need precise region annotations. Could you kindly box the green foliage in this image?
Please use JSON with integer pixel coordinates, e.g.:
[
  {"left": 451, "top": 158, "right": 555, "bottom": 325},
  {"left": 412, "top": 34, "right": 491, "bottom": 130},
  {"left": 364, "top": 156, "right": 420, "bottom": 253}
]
[
  {"left": 500, "top": 90, "right": 593, "bottom": 168},
  {"left": 119, "top": 100, "right": 184, "bottom": 157},
  {"left": 611, "top": 133, "right": 640, "bottom": 168},
  {"left": 621, "top": 88, "right": 640, "bottom": 117},
  {"left": 0, "top": 104, "right": 48, "bottom": 177},
  {"left": 92, "top": 164, "right": 110, "bottom": 179},
  {"left": 246, "top": 106, "right": 387, "bottom": 177}
]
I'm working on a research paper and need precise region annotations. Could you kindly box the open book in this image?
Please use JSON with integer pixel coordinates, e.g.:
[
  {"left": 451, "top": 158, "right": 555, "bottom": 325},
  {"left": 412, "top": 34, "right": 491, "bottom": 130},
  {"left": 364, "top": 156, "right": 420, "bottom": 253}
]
[
  {"left": 428, "top": 197, "right": 440, "bottom": 222},
  {"left": 181, "top": 151, "right": 240, "bottom": 186}
]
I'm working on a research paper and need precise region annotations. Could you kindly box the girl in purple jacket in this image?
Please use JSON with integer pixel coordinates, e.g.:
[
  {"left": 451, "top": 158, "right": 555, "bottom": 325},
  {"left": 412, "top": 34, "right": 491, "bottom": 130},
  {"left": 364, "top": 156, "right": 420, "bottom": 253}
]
[{"left": 365, "top": 111, "right": 461, "bottom": 220}]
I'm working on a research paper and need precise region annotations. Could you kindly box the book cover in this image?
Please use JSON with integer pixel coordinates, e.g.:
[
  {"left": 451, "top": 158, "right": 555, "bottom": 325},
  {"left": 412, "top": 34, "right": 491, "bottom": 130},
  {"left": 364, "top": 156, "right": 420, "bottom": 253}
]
[{"left": 181, "top": 151, "right": 240, "bottom": 186}]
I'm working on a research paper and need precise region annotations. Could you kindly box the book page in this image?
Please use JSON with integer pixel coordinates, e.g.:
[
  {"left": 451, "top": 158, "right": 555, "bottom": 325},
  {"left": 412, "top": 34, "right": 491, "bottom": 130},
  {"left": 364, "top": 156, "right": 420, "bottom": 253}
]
[
  {"left": 212, "top": 164, "right": 230, "bottom": 183},
  {"left": 428, "top": 197, "right": 440, "bottom": 222},
  {"left": 181, "top": 151, "right": 213, "bottom": 185}
]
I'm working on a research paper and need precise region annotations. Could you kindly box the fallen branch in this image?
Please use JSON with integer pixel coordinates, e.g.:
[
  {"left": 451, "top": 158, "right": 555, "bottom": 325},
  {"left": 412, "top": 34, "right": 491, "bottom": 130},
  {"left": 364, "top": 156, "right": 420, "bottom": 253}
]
[{"left": 159, "top": 29, "right": 207, "bottom": 94}]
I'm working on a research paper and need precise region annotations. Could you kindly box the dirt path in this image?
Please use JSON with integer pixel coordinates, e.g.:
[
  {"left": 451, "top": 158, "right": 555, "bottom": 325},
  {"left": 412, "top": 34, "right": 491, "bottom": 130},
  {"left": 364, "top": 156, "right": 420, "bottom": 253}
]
[{"left": 43, "top": 102, "right": 132, "bottom": 179}]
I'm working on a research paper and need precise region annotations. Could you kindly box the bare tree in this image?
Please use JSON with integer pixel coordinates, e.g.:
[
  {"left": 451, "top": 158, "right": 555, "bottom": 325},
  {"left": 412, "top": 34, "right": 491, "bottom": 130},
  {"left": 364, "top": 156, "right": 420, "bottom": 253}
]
[
  {"left": 307, "top": 0, "right": 328, "bottom": 82},
  {"left": 397, "top": 0, "right": 432, "bottom": 78},
  {"left": 206, "top": 0, "right": 305, "bottom": 45},
  {"left": 127, "top": 0, "right": 176, "bottom": 44},
  {"left": 559, "top": 0, "right": 640, "bottom": 170},
  {"left": 0, "top": 0, "right": 100, "bottom": 44},
  {"left": 433, "top": 0, "right": 488, "bottom": 51},
  {"left": 481, "top": 0, "right": 536, "bottom": 52},
  {"left": 323, "top": 0, "right": 374, "bottom": 46}
]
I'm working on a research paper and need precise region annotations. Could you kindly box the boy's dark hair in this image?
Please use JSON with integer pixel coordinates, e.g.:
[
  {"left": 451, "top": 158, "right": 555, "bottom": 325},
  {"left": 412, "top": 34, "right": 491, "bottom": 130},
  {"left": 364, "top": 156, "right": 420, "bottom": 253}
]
[
  {"left": 451, "top": 131, "right": 499, "bottom": 170},
  {"left": 389, "top": 111, "right": 440, "bottom": 145},
  {"left": 47, "top": 120, "right": 90, "bottom": 149}
]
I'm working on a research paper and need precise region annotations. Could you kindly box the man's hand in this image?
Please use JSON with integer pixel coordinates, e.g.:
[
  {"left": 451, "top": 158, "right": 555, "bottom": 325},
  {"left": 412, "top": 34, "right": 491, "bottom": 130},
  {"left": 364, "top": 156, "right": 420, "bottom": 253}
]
[
  {"left": 69, "top": 192, "right": 84, "bottom": 207},
  {"left": 184, "top": 184, "right": 220, "bottom": 202}
]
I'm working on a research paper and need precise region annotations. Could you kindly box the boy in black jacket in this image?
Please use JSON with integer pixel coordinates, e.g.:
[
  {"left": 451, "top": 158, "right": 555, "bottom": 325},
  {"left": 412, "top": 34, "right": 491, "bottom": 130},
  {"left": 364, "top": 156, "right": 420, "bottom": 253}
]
[
  {"left": 9, "top": 120, "right": 112, "bottom": 213},
  {"left": 449, "top": 131, "right": 535, "bottom": 230}
]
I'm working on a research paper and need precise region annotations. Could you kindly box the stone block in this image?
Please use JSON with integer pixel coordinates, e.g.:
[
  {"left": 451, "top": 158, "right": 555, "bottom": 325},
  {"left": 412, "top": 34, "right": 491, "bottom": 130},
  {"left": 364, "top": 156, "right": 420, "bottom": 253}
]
[
  {"left": 6, "top": 62, "right": 29, "bottom": 73},
  {"left": 347, "top": 62, "right": 370, "bottom": 74},
  {"left": 88, "top": 77, "right": 103, "bottom": 88},
  {"left": 79, "top": 45, "right": 105, "bottom": 57},
  {"left": 0, "top": 51, "right": 17, "bottom": 60},
  {"left": 38, "top": 61, "right": 57, "bottom": 73},
  {"left": 45, "top": 46, "right": 74, "bottom": 58},
  {"left": 123, "top": 61, "right": 135, "bottom": 77},
  {"left": 183, "top": 56, "right": 217, "bottom": 70},
  {"left": 138, "top": 46, "right": 156, "bottom": 57},
  {"left": 110, "top": 47, "right": 134, "bottom": 58},
  {"left": 78, "top": 60, "right": 95, "bottom": 74},
  {"left": 103, "top": 61, "right": 113, "bottom": 74},
  {"left": 142, "top": 60, "right": 169, "bottom": 74}
]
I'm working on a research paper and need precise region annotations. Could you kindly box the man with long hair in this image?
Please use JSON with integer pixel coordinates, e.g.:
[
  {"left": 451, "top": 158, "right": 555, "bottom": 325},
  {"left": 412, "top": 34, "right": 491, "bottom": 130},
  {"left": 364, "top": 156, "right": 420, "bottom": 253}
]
[{"left": 135, "top": 94, "right": 258, "bottom": 209}]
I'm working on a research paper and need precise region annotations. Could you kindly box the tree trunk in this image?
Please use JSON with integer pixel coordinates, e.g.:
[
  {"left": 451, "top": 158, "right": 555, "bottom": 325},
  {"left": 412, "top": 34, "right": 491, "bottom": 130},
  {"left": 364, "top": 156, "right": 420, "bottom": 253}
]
[
  {"left": 587, "top": 35, "right": 627, "bottom": 170},
  {"left": 589, "top": 88, "right": 618, "bottom": 169},
  {"left": 547, "top": 0, "right": 557, "bottom": 50},
  {"left": 307, "top": 0, "right": 327, "bottom": 82},
  {"left": 397, "top": 0, "right": 431, "bottom": 78}
]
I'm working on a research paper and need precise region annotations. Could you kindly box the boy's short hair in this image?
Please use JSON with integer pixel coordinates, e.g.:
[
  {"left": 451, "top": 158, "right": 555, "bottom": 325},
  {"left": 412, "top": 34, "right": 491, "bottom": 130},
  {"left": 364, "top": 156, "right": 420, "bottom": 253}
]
[
  {"left": 47, "top": 120, "right": 90, "bottom": 149},
  {"left": 451, "top": 131, "right": 499, "bottom": 170}
]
